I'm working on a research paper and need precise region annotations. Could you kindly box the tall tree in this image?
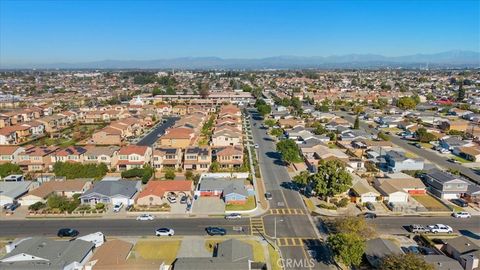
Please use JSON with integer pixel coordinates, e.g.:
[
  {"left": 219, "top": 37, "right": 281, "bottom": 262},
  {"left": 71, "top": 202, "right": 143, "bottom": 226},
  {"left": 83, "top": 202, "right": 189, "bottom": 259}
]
[
  {"left": 457, "top": 81, "right": 465, "bottom": 102},
  {"left": 292, "top": 170, "right": 310, "bottom": 189},
  {"left": 353, "top": 115, "right": 360, "bottom": 129},
  {"left": 309, "top": 160, "right": 352, "bottom": 200},
  {"left": 327, "top": 233, "right": 365, "bottom": 267},
  {"left": 276, "top": 139, "right": 303, "bottom": 164}
]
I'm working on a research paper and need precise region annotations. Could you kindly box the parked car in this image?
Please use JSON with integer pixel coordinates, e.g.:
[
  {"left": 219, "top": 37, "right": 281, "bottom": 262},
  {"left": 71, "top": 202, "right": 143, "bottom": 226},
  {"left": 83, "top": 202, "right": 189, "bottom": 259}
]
[
  {"left": 206, "top": 227, "right": 226, "bottom": 236},
  {"left": 136, "top": 214, "right": 154, "bottom": 221},
  {"left": 57, "top": 228, "right": 79, "bottom": 238},
  {"left": 180, "top": 196, "right": 188, "bottom": 204},
  {"left": 419, "top": 246, "right": 437, "bottom": 255},
  {"left": 438, "top": 148, "right": 450, "bottom": 154},
  {"left": 409, "top": 224, "right": 429, "bottom": 233},
  {"left": 447, "top": 158, "right": 460, "bottom": 164},
  {"left": 225, "top": 213, "right": 242, "bottom": 220},
  {"left": 167, "top": 196, "right": 177, "bottom": 203},
  {"left": 403, "top": 246, "right": 421, "bottom": 255},
  {"left": 3, "top": 202, "right": 20, "bottom": 212},
  {"left": 365, "top": 202, "right": 375, "bottom": 211},
  {"left": 254, "top": 144, "right": 259, "bottom": 149},
  {"left": 451, "top": 198, "right": 468, "bottom": 208},
  {"left": 364, "top": 212, "right": 377, "bottom": 219},
  {"left": 113, "top": 202, "right": 124, "bottom": 212},
  {"left": 155, "top": 228, "right": 174, "bottom": 236},
  {"left": 264, "top": 192, "right": 273, "bottom": 200},
  {"left": 414, "top": 143, "right": 422, "bottom": 149},
  {"left": 428, "top": 224, "right": 453, "bottom": 234},
  {"left": 452, "top": 212, "right": 471, "bottom": 218}
]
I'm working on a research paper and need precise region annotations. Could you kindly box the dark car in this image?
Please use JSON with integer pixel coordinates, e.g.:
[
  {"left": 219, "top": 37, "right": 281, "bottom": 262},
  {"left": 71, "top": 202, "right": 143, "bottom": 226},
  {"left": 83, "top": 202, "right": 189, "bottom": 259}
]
[
  {"left": 405, "top": 246, "right": 421, "bottom": 255},
  {"left": 264, "top": 192, "right": 273, "bottom": 200},
  {"left": 205, "top": 227, "right": 226, "bottom": 236},
  {"left": 451, "top": 198, "right": 468, "bottom": 207},
  {"left": 419, "top": 246, "right": 437, "bottom": 255},
  {"left": 365, "top": 202, "right": 375, "bottom": 211},
  {"left": 57, "top": 228, "right": 79, "bottom": 238},
  {"left": 3, "top": 202, "right": 20, "bottom": 212}
]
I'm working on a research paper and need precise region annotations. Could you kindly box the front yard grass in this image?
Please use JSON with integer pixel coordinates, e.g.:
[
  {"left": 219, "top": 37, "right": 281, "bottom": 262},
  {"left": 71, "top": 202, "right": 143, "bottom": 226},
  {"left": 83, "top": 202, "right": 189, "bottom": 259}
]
[
  {"left": 225, "top": 196, "right": 256, "bottom": 211},
  {"left": 451, "top": 155, "right": 472, "bottom": 163},
  {"left": 412, "top": 195, "right": 450, "bottom": 212},
  {"left": 404, "top": 152, "right": 418, "bottom": 158},
  {"left": 130, "top": 239, "right": 180, "bottom": 264},
  {"left": 268, "top": 245, "right": 282, "bottom": 270},
  {"left": 420, "top": 143, "right": 434, "bottom": 149}
]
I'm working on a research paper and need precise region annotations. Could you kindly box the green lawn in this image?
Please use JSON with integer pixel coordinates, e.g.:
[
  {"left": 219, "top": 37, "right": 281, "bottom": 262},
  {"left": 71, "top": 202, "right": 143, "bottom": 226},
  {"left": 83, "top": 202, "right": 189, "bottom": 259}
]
[
  {"left": 420, "top": 143, "right": 434, "bottom": 149},
  {"left": 130, "top": 240, "right": 180, "bottom": 264},
  {"left": 451, "top": 155, "right": 472, "bottom": 163},
  {"left": 412, "top": 195, "right": 450, "bottom": 212},
  {"left": 404, "top": 152, "right": 418, "bottom": 158},
  {"left": 268, "top": 245, "right": 282, "bottom": 270},
  {"left": 225, "top": 196, "right": 256, "bottom": 211}
]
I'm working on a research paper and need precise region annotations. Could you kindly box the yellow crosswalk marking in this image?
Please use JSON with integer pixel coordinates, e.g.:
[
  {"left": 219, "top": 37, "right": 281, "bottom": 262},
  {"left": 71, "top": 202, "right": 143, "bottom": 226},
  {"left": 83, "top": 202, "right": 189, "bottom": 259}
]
[
  {"left": 276, "top": 238, "right": 322, "bottom": 247},
  {"left": 268, "top": 208, "right": 306, "bottom": 215}
]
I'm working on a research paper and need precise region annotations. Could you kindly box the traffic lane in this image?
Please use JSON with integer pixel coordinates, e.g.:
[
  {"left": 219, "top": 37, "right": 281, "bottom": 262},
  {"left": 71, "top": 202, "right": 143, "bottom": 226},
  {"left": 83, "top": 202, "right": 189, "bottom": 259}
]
[
  {"left": 264, "top": 215, "right": 318, "bottom": 239},
  {"left": 0, "top": 218, "right": 250, "bottom": 238},
  {"left": 136, "top": 117, "right": 178, "bottom": 146},
  {"left": 368, "top": 216, "right": 480, "bottom": 234},
  {"left": 249, "top": 112, "right": 305, "bottom": 209}
]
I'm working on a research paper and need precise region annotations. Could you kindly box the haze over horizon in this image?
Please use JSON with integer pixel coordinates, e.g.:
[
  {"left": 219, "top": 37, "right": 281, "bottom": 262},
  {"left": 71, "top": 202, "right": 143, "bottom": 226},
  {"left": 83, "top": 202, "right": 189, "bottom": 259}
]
[{"left": 1, "top": 0, "right": 479, "bottom": 67}]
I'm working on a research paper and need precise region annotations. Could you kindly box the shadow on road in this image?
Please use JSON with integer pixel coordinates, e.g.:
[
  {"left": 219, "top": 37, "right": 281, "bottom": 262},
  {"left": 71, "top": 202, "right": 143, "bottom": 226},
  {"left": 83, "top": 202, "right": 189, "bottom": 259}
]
[
  {"left": 303, "top": 239, "right": 336, "bottom": 266},
  {"left": 265, "top": 151, "right": 284, "bottom": 166},
  {"left": 263, "top": 137, "right": 274, "bottom": 142},
  {"left": 280, "top": 182, "right": 299, "bottom": 191},
  {"left": 459, "top": 229, "right": 480, "bottom": 240}
]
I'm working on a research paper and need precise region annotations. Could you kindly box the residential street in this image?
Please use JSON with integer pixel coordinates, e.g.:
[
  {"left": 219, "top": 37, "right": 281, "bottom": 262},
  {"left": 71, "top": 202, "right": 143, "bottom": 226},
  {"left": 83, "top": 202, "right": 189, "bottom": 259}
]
[
  {"left": 248, "top": 109, "right": 331, "bottom": 270},
  {"left": 136, "top": 116, "right": 178, "bottom": 146},
  {"left": 336, "top": 111, "right": 480, "bottom": 183}
]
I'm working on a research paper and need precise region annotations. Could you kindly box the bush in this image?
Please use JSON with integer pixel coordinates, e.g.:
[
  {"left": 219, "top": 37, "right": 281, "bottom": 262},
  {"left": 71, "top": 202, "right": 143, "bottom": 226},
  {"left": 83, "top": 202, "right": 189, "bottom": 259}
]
[
  {"left": 0, "top": 163, "right": 22, "bottom": 178},
  {"left": 121, "top": 166, "right": 154, "bottom": 184},
  {"left": 335, "top": 198, "right": 350, "bottom": 208},
  {"left": 318, "top": 203, "right": 337, "bottom": 210},
  {"left": 164, "top": 168, "right": 175, "bottom": 180},
  {"left": 53, "top": 162, "right": 108, "bottom": 180},
  {"left": 185, "top": 170, "right": 193, "bottom": 180},
  {"left": 95, "top": 203, "right": 105, "bottom": 210},
  {"left": 28, "top": 202, "right": 46, "bottom": 211}
]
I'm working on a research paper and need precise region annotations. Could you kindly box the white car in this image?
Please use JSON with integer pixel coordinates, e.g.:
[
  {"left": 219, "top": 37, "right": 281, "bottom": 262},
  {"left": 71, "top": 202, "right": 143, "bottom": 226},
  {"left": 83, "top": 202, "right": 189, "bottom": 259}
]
[
  {"left": 254, "top": 144, "right": 259, "bottom": 149},
  {"left": 155, "top": 228, "right": 175, "bottom": 236},
  {"left": 428, "top": 224, "right": 453, "bottom": 233},
  {"left": 225, "top": 213, "right": 242, "bottom": 219},
  {"left": 452, "top": 212, "right": 471, "bottom": 218},
  {"left": 112, "top": 202, "right": 124, "bottom": 212},
  {"left": 136, "top": 214, "right": 154, "bottom": 221}
]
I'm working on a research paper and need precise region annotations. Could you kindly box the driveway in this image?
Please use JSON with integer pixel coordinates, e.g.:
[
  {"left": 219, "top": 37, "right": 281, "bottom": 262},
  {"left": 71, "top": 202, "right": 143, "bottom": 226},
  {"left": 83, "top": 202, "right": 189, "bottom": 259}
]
[
  {"left": 177, "top": 236, "right": 211, "bottom": 257},
  {"left": 192, "top": 197, "right": 225, "bottom": 214}
]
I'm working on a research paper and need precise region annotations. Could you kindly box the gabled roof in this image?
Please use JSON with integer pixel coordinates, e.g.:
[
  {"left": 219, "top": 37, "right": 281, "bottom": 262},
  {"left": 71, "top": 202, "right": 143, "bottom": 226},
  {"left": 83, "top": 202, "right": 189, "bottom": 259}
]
[
  {"left": 137, "top": 180, "right": 193, "bottom": 198},
  {"left": 28, "top": 180, "right": 91, "bottom": 198},
  {"left": 81, "top": 180, "right": 139, "bottom": 198},
  {"left": 426, "top": 168, "right": 468, "bottom": 184},
  {"left": 118, "top": 145, "right": 149, "bottom": 156}
]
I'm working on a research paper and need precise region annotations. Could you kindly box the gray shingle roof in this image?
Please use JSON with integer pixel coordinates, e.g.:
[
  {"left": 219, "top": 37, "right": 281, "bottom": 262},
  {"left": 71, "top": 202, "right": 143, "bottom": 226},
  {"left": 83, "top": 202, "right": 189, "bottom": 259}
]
[
  {"left": 199, "top": 178, "right": 247, "bottom": 197},
  {"left": 0, "top": 181, "right": 33, "bottom": 200},
  {"left": 81, "top": 180, "right": 139, "bottom": 198},
  {"left": 0, "top": 237, "right": 95, "bottom": 270}
]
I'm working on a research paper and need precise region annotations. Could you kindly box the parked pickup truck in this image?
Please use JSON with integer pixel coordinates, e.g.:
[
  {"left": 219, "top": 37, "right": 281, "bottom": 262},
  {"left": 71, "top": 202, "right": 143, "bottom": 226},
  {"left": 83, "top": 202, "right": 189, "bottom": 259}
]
[{"left": 409, "top": 224, "right": 429, "bottom": 233}]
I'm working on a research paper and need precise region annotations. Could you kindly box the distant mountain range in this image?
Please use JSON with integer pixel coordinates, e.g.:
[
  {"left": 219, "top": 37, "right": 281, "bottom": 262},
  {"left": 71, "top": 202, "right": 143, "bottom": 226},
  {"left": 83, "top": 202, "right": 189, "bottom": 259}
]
[{"left": 2, "top": 50, "right": 479, "bottom": 69}]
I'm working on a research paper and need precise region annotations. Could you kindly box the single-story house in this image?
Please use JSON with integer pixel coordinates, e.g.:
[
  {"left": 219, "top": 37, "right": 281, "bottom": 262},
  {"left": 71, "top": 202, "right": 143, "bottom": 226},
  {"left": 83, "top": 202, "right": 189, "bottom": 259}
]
[
  {"left": 0, "top": 237, "right": 96, "bottom": 270},
  {"left": 374, "top": 177, "right": 426, "bottom": 203},
  {"left": 350, "top": 179, "right": 380, "bottom": 203},
  {"left": 365, "top": 238, "right": 403, "bottom": 268},
  {"left": 136, "top": 180, "right": 194, "bottom": 206},
  {"left": 0, "top": 181, "right": 38, "bottom": 206},
  {"left": 80, "top": 180, "right": 141, "bottom": 206},
  {"left": 444, "top": 236, "right": 480, "bottom": 270},
  {"left": 197, "top": 177, "right": 249, "bottom": 204},
  {"left": 20, "top": 179, "right": 92, "bottom": 206}
]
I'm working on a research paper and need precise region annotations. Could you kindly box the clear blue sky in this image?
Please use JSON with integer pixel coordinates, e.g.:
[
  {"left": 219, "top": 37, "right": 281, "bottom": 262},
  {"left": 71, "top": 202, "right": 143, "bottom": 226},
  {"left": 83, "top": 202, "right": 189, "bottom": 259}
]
[{"left": 1, "top": 0, "right": 479, "bottom": 65}]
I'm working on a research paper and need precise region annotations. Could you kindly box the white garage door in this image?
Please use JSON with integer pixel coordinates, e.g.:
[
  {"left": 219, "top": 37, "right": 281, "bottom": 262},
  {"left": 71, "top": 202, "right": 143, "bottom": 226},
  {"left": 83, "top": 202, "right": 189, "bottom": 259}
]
[
  {"left": 361, "top": 195, "right": 376, "bottom": 203},
  {"left": 111, "top": 197, "right": 130, "bottom": 206},
  {"left": 388, "top": 192, "right": 408, "bottom": 203}
]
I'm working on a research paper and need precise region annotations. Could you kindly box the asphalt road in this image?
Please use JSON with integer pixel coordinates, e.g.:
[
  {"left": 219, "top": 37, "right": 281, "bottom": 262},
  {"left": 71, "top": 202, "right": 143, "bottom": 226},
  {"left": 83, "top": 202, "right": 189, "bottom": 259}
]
[
  {"left": 368, "top": 216, "right": 480, "bottom": 235},
  {"left": 0, "top": 218, "right": 249, "bottom": 238},
  {"left": 136, "top": 116, "right": 178, "bottom": 146},
  {"left": 336, "top": 111, "right": 480, "bottom": 184},
  {"left": 248, "top": 109, "right": 328, "bottom": 269}
]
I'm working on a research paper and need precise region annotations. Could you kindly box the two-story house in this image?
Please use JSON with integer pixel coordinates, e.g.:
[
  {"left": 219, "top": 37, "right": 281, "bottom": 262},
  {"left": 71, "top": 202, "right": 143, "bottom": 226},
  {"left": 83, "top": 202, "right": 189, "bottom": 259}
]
[
  {"left": 83, "top": 146, "right": 120, "bottom": 169},
  {"left": 215, "top": 146, "right": 244, "bottom": 169},
  {"left": 0, "top": 146, "right": 24, "bottom": 164},
  {"left": 152, "top": 147, "right": 183, "bottom": 171},
  {"left": 17, "top": 145, "right": 58, "bottom": 172},
  {"left": 116, "top": 145, "right": 152, "bottom": 171},
  {"left": 423, "top": 168, "right": 469, "bottom": 199},
  {"left": 159, "top": 127, "right": 194, "bottom": 148},
  {"left": 51, "top": 146, "right": 87, "bottom": 164},
  {"left": 183, "top": 147, "right": 211, "bottom": 171}
]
